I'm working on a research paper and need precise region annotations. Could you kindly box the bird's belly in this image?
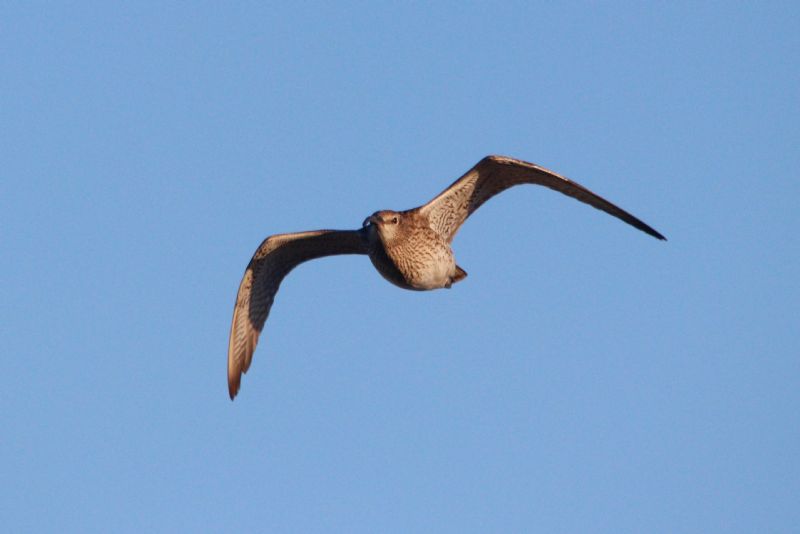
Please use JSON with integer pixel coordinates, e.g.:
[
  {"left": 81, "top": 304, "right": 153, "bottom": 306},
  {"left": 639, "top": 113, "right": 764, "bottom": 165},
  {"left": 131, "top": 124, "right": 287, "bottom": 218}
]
[
  {"left": 370, "top": 252, "right": 452, "bottom": 291},
  {"left": 408, "top": 259, "right": 454, "bottom": 290},
  {"left": 369, "top": 227, "right": 456, "bottom": 291},
  {"left": 391, "top": 240, "right": 455, "bottom": 291}
]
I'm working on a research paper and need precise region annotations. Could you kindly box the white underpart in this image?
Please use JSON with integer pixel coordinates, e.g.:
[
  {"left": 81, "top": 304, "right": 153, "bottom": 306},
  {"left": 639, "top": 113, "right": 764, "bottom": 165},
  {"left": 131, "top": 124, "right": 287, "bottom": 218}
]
[{"left": 414, "top": 251, "right": 455, "bottom": 289}]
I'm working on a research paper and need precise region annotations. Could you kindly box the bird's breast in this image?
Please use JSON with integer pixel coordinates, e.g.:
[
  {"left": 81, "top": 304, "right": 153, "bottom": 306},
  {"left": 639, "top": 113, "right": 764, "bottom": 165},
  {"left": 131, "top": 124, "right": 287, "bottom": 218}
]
[{"left": 370, "top": 227, "right": 455, "bottom": 291}]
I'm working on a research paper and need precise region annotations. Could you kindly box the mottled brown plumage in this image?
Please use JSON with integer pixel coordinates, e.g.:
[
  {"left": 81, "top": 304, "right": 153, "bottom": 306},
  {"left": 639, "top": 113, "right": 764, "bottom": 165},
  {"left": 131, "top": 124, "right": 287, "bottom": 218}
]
[{"left": 227, "top": 155, "right": 665, "bottom": 398}]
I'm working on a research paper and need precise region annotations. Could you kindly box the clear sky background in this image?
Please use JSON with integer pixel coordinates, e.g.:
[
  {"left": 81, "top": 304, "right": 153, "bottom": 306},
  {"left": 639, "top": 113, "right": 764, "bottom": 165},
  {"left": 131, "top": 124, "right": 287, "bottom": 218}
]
[{"left": 2, "top": 3, "right": 798, "bottom": 533}]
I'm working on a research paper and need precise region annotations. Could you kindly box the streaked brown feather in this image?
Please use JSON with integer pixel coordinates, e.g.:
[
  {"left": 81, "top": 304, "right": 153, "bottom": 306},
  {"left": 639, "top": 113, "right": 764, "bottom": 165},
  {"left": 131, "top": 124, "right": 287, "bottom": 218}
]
[
  {"left": 419, "top": 155, "right": 666, "bottom": 242},
  {"left": 227, "top": 229, "right": 368, "bottom": 399}
]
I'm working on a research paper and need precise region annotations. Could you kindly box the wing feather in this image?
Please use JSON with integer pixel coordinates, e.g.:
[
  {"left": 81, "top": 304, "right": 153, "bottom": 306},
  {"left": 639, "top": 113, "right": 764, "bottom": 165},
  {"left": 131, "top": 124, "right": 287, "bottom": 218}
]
[
  {"left": 227, "top": 229, "right": 368, "bottom": 399},
  {"left": 419, "top": 155, "right": 666, "bottom": 242}
]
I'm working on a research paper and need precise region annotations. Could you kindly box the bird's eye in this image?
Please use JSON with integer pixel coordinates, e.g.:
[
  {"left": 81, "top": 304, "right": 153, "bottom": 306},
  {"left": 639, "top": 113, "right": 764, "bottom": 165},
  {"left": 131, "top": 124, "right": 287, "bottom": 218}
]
[{"left": 391, "top": 216, "right": 398, "bottom": 224}]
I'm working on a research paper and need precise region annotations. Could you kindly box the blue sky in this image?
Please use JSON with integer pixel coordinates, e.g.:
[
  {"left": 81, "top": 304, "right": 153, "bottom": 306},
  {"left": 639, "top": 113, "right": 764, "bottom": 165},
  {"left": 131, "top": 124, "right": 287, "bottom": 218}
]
[{"left": 2, "top": 2, "right": 798, "bottom": 532}]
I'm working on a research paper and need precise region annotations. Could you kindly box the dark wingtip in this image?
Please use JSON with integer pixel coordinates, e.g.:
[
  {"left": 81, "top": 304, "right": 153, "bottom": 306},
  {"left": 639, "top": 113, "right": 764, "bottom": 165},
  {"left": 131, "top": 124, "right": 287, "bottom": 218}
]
[
  {"left": 631, "top": 219, "right": 666, "bottom": 241},
  {"left": 648, "top": 228, "right": 667, "bottom": 241},
  {"left": 228, "top": 379, "right": 239, "bottom": 401}
]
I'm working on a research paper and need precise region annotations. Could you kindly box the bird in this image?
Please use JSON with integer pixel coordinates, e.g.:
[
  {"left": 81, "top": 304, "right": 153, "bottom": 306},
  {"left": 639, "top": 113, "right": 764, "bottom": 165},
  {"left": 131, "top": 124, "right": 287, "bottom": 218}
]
[{"left": 227, "top": 155, "right": 665, "bottom": 399}]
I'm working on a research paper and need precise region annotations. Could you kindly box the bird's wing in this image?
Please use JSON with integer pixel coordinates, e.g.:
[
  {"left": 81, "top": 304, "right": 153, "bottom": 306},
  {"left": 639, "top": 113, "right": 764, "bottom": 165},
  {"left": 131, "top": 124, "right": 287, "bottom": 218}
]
[
  {"left": 418, "top": 155, "right": 665, "bottom": 242},
  {"left": 227, "top": 229, "right": 368, "bottom": 399}
]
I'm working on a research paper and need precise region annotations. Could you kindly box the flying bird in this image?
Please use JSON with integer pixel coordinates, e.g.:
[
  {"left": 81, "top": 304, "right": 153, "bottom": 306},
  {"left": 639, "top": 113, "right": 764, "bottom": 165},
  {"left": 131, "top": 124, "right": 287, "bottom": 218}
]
[{"left": 227, "top": 155, "right": 665, "bottom": 398}]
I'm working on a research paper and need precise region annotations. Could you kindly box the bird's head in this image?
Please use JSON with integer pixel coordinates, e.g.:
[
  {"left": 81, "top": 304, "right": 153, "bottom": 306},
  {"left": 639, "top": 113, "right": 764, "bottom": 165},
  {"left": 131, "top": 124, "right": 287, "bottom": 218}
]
[{"left": 363, "top": 210, "right": 404, "bottom": 242}]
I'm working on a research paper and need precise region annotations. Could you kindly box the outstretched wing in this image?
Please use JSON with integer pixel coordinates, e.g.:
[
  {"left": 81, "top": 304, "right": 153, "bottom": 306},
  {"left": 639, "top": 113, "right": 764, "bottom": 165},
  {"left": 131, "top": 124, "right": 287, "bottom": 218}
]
[
  {"left": 227, "top": 229, "right": 368, "bottom": 399},
  {"left": 418, "top": 155, "right": 666, "bottom": 242}
]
